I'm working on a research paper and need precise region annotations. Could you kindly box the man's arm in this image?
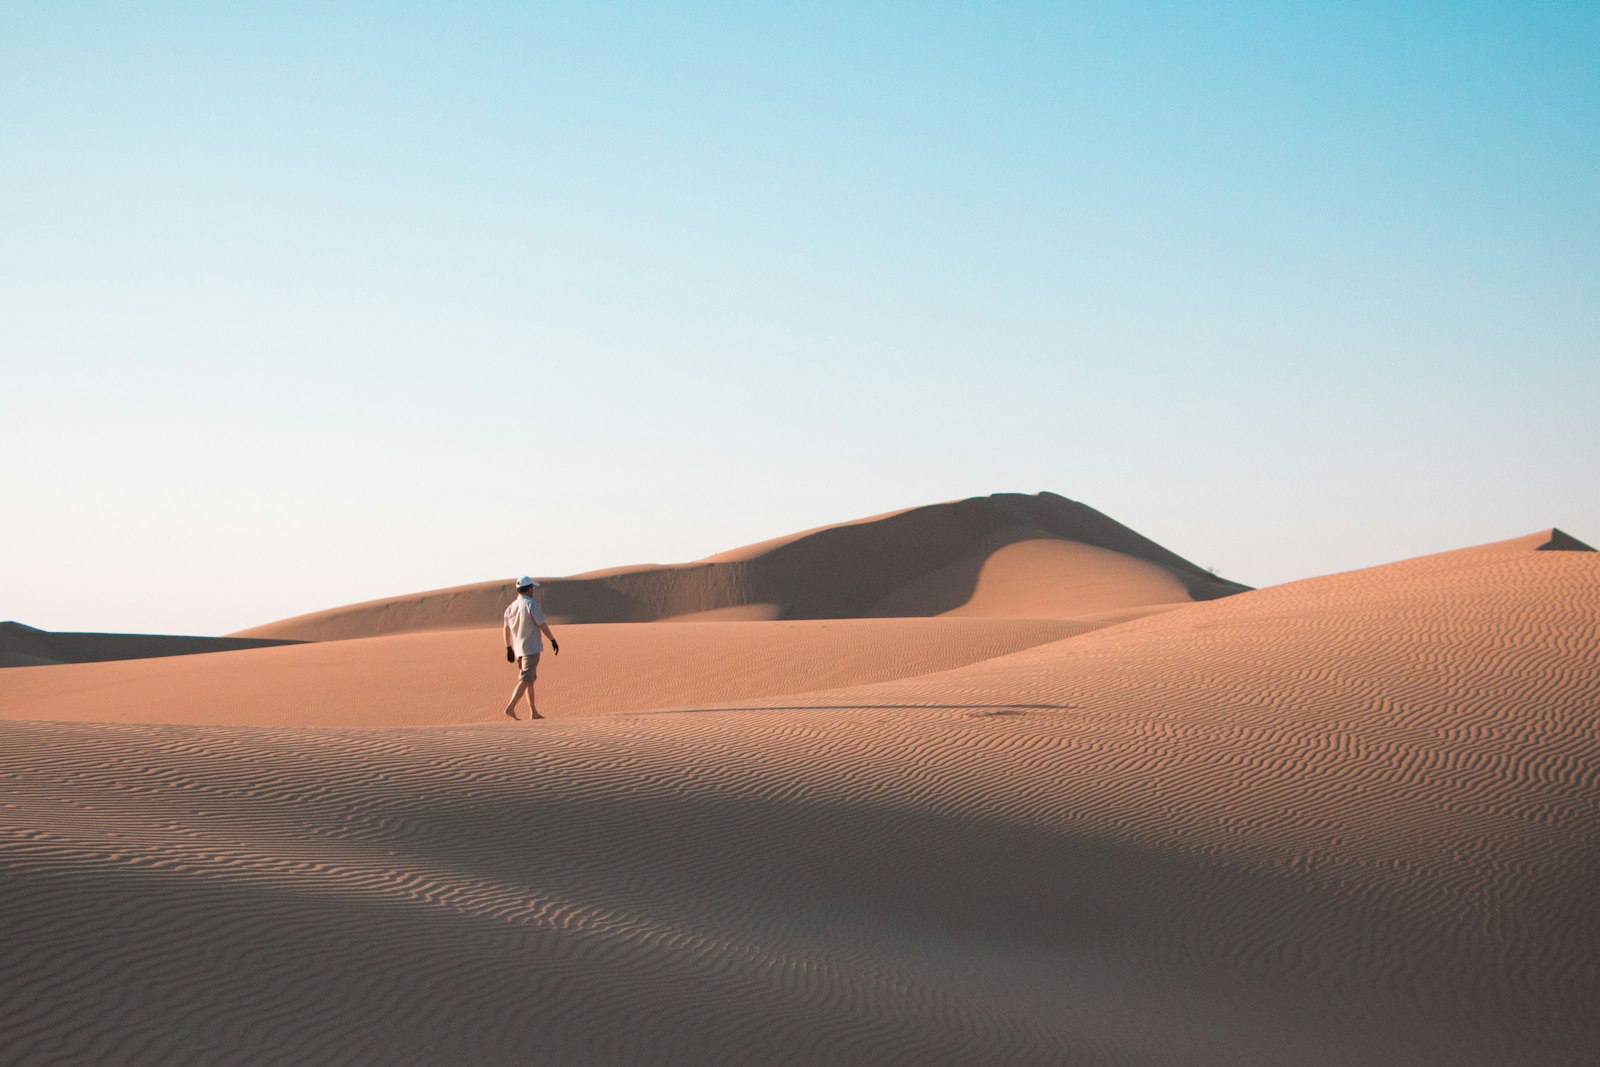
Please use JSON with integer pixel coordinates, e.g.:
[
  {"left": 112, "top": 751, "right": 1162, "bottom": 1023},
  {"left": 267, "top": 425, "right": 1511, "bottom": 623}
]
[
  {"left": 503, "top": 622, "right": 515, "bottom": 662},
  {"left": 539, "top": 622, "right": 560, "bottom": 655}
]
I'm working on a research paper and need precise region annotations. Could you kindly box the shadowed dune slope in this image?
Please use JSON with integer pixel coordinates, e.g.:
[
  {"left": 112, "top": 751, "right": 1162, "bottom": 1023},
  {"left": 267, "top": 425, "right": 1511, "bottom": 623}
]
[
  {"left": 1538, "top": 527, "right": 1595, "bottom": 551},
  {"left": 233, "top": 492, "right": 1248, "bottom": 641},
  {"left": 1444, "top": 526, "right": 1592, "bottom": 556},
  {"left": 0, "top": 621, "right": 294, "bottom": 669},
  {"left": 0, "top": 618, "right": 1098, "bottom": 728},
  {"left": 1, "top": 531, "right": 1595, "bottom": 1065}
]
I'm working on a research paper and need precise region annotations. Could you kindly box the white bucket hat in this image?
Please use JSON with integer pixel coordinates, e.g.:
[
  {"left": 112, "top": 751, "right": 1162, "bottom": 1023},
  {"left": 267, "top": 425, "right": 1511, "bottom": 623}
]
[{"left": 516, "top": 576, "right": 542, "bottom": 589}]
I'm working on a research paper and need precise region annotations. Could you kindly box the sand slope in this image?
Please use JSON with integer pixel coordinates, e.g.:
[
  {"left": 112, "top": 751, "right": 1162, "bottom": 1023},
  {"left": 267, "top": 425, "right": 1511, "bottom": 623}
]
[
  {"left": 234, "top": 492, "right": 1247, "bottom": 641},
  {"left": 0, "top": 621, "right": 293, "bottom": 669},
  {"left": 1, "top": 530, "right": 1595, "bottom": 1064},
  {"left": 866, "top": 531, "right": 1195, "bottom": 618},
  {"left": 0, "top": 618, "right": 1103, "bottom": 728}
]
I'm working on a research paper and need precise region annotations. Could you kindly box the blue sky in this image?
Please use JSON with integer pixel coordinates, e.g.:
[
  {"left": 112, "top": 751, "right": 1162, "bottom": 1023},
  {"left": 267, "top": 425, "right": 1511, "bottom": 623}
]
[{"left": 3, "top": 2, "right": 1597, "bottom": 635}]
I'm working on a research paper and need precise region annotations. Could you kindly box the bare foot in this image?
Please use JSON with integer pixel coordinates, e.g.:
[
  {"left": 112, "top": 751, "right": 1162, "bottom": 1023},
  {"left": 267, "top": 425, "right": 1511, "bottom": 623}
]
[
  {"left": 504, "top": 708, "right": 519, "bottom": 721},
  {"left": 529, "top": 710, "right": 544, "bottom": 720}
]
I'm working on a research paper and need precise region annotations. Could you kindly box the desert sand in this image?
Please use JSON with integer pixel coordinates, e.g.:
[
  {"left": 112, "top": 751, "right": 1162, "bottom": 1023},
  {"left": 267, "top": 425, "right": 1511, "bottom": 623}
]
[
  {"left": 0, "top": 618, "right": 1098, "bottom": 728},
  {"left": 0, "top": 622, "right": 292, "bottom": 669},
  {"left": 2, "top": 496, "right": 1596, "bottom": 1065},
  {"left": 231, "top": 491, "right": 1244, "bottom": 641}
]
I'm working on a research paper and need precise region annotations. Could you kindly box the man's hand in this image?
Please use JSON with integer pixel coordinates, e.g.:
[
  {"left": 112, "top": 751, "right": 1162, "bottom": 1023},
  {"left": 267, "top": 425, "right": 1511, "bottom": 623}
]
[
  {"left": 551, "top": 638, "right": 560, "bottom": 655},
  {"left": 505, "top": 646, "right": 515, "bottom": 663}
]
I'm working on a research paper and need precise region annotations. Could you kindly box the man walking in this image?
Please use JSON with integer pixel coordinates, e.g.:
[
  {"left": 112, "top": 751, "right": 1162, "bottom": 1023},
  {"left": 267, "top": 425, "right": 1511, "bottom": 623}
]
[{"left": 504, "top": 576, "right": 559, "bottom": 720}]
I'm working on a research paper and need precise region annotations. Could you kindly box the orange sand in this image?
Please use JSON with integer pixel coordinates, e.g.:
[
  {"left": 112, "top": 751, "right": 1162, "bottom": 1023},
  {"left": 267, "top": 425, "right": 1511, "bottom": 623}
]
[
  {"left": 0, "top": 622, "right": 292, "bottom": 668},
  {"left": 233, "top": 492, "right": 1245, "bottom": 641},
  {"left": 0, "top": 617, "right": 1101, "bottom": 728},
  {"left": 1, "top": 510, "right": 1595, "bottom": 1065}
]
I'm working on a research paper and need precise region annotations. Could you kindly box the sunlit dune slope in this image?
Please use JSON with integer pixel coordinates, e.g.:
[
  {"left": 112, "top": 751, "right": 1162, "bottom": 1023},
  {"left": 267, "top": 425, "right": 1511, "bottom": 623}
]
[
  {"left": 0, "top": 617, "right": 1100, "bottom": 728},
  {"left": 866, "top": 530, "right": 1195, "bottom": 617},
  {"left": 1, "top": 531, "right": 1594, "bottom": 1065},
  {"left": 233, "top": 491, "right": 1246, "bottom": 641}
]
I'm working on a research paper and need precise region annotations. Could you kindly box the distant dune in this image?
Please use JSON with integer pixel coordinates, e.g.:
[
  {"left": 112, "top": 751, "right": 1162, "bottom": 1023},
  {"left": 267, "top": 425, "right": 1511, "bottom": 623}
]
[
  {"left": 232, "top": 492, "right": 1248, "bottom": 642},
  {"left": 0, "top": 621, "right": 294, "bottom": 669},
  {"left": 2, "top": 511, "right": 1595, "bottom": 1064}
]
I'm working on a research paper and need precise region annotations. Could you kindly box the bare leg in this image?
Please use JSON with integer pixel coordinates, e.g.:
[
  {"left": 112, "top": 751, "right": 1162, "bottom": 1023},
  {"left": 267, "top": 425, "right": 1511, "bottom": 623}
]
[
  {"left": 504, "top": 680, "right": 528, "bottom": 720},
  {"left": 523, "top": 680, "right": 542, "bottom": 720}
]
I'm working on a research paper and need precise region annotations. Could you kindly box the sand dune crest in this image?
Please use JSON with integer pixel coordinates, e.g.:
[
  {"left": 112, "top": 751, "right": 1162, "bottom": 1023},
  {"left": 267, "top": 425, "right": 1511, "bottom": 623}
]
[{"left": 233, "top": 492, "right": 1248, "bottom": 642}]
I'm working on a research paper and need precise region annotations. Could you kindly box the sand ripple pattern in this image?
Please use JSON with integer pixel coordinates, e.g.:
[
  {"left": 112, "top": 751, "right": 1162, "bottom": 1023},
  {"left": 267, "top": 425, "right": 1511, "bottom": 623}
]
[{"left": 1, "top": 543, "right": 1597, "bottom": 1064}]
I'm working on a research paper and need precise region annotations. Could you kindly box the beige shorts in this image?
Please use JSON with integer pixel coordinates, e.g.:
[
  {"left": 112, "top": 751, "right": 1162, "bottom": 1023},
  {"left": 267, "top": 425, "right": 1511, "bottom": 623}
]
[{"left": 517, "top": 653, "right": 541, "bottom": 682}]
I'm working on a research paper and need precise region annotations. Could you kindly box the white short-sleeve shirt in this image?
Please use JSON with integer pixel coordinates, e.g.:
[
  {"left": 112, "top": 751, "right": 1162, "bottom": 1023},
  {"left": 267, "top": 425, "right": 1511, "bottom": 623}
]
[{"left": 504, "top": 594, "right": 548, "bottom": 656}]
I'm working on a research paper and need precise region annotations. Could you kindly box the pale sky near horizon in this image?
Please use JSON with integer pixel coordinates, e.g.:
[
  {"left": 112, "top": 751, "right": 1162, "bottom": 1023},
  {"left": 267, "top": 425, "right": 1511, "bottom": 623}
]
[{"left": 4, "top": 2, "right": 1597, "bottom": 636}]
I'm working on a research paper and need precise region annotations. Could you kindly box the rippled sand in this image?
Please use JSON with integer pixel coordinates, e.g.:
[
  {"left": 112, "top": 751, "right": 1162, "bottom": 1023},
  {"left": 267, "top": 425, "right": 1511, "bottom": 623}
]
[{"left": 2, "top": 530, "right": 1595, "bottom": 1064}]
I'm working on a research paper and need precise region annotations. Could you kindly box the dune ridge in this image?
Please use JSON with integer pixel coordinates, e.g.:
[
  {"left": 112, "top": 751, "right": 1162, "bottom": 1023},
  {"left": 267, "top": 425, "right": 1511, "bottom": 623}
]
[
  {"left": 233, "top": 492, "right": 1248, "bottom": 642},
  {"left": 1, "top": 531, "right": 1596, "bottom": 1064},
  {"left": 0, "top": 621, "right": 295, "bottom": 669},
  {"left": 1537, "top": 527, "right": 1594, "bottom": 551}
]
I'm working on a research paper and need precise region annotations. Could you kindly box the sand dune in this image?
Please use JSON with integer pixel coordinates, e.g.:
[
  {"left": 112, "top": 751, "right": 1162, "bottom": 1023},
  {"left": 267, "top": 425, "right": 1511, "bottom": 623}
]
[
  {"left": 866, "top": 530, "right": 1195, "bottom": 618},
  {"left": 0, "top": 621, "right": 293, "bottom": 669},
  {"left": 0, "top": 617, "right": 1103, "bottom": 728},
  {"left": 1, "top": 529, "right": 1595, "bottom": 1064},
  {"left": 234, "top": 492, "right": 1247, "bottom": 642}
]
